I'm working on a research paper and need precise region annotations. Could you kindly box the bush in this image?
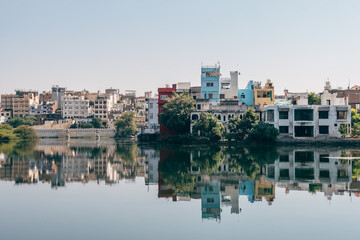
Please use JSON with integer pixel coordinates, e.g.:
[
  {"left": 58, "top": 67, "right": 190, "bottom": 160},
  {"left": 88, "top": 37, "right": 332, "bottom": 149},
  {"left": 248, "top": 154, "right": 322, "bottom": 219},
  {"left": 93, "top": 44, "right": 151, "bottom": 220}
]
[
  {"left": 0, "top": 124, "right": 18, "bottom": 141},
  {"left": 6, "top": 116, "right": 36, "bottom": 128},
  {"left": 13, "top": 125, "right": 38, "bottom": 140},
  {"left": 247, "top": 122, "right": 279, "bottom": 143},
  {"left": 115, "top": 112, "right": 137, "bottom": 137},
  {"left": 192, "top": 113, "right": 225, "bottom": 142}
]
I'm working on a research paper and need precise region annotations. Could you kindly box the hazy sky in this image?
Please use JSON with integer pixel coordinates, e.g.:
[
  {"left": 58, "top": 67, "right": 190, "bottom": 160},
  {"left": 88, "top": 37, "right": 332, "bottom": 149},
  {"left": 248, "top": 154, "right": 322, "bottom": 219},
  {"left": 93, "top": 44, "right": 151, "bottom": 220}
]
[{"left": 1, "top": 0, "right": 360, "bottom": 95}]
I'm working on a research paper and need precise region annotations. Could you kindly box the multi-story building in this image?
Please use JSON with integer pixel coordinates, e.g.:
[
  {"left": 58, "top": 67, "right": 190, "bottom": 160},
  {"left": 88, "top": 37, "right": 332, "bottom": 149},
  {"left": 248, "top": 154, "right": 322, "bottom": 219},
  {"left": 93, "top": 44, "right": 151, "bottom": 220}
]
[
  {"left": 145, "top": 98, "right": 159, "bottom": 133},
  {"left": 254, "top": 79, "right": 275, "bottom": 109},
  {"left": 190, "top": 100, "right": 261, "bottom": 133},
  {"left": 220, "top": 71, "right": 239, "bottom": 100},
  {"left": 263, "top": 105, "right": 351, "bottom": 138},
  {"left": 238, "top": 80, "right": 255, "bottom": 106},
  {"left": 62, "top": 96, "right": 91, "bottom": 119},
  {"left": 52, "top": 85, "right": 66, "bottom": 109},
  {"left": 39, "top": 91, "right": 53, "bottom": 103},
  {"left": 201, "top": 64, "right": 221, "bottom": 102},
  {"left": 94, "top": 95, "right": 112, "bottom": 120},
  {"left": 29, "top": 101, "right": 57, "bottom": 116},
  {"left": 158, "top": 85, "right": 176, "bottom": 137},
  {"left": 190, "top": 86, "right": 201, "bottom": 100}
]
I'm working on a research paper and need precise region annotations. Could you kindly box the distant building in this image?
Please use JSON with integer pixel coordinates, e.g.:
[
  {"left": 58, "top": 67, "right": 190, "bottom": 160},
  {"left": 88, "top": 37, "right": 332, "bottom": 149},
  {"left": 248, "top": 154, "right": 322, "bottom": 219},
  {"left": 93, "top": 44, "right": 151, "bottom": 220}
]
[
  {"left": 220, "top": 71, "right": 239, "bottom": 100},
  {"left": 52, "top": 85, "right": 66, "bottom": 109},
  {"left": 190, "top": 86, "right": 201, "bottom": 100},
  {"left": 254, "top": 79, "right": 275, "bottom": 109},
  {"left": 145, "top": 98, "right": 159, "bottom": 133},
  {"left": 238, "top": 80, "right": 255, "bottom": 106},
  {"left": 62, "top": 95, "right": 91, "bottom": 119},
  {"left": 158, "top": 85, "right": 176, "bottom": 137},
  {"left": 94, "top": 95, "right": 112, "bottom": 121},
  {"left": 201, "top": 64, "right": 221, "bottom": 102},
  {"left": 201, "top": 183, "right": 221, "bottom": 220},
  {"left": 264, "top": 105, "right": 351, "bottom": 138},
  {"left": 30, "top": 101, "right": 57, "bottom": 116}
]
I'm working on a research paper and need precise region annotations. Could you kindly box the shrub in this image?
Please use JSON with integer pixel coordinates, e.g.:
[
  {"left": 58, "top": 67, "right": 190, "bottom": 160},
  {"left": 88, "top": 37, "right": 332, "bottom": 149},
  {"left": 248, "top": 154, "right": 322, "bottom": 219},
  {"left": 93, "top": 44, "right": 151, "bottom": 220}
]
[
  {"left": 247, "top": 122, "right": 279, "bottom": 143},
  {"left": 13, "top": 125, "right": 38, "bottom": 140}
]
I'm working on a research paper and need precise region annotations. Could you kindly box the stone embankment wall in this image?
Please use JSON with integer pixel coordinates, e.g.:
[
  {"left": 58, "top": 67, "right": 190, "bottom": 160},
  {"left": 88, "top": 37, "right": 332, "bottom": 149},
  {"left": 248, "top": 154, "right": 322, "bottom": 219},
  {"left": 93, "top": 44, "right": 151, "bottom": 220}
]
[{"left": 35, "top": 129, "right": 116, "bottom": 138}]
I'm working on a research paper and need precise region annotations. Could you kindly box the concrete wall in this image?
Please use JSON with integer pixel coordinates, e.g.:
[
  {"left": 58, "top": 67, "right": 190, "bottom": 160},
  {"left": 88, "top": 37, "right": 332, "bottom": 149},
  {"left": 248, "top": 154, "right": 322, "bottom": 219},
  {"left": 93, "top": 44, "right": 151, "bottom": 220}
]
[{"left": 35, "top": 129, "right": 116, "bottom": 138}]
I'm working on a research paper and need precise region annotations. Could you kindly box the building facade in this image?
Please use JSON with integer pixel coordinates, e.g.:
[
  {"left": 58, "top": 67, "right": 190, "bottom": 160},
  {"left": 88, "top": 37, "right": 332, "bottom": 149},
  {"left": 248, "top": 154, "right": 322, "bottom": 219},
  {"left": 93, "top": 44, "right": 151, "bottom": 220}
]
[
  {"left": 254, "top": 80, "right": 275, "bottom": 109},
  {"left": 201, "top": 64, "right": 221, "bottom": 102},
  {"left": 264, "top": 105, "right": 351, "bottom": 139},
  {"left": 62, "top": 96, "right": 91, "bottom": 119},
  {"left": 220, "top": 71, "right": 239, "bottom": 100}
]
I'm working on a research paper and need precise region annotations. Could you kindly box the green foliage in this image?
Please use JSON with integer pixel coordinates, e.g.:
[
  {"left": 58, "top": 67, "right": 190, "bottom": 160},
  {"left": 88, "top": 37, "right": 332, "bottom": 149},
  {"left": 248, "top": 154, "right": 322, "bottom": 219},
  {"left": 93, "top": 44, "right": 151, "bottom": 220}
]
[
  {"left": 6, "top": 116, "right": 36, "bottom": 128},
  {"left": 353, "top": 122, "right": 360, "bottom": 136},
  {"left": 339, "top": 124, "right": 348, "bottom": 138},
  {"left": 191, "top": 146, "right": 225, "bottom": 175},
  {"left": 159, "top": 92, "right": 195, "bottom": 134},
  {"left": 307, "top": 92, "right": 321, "bottom": 105},
  {"left": 13, "top": 125, "right": 38, "bottom": 140},
  {"left": 351, "top": 109, "right": 360, "bottom": 124},
  {"left": 247, "top": 122, "right": 279, "bottom": 143},
  {"left": 91, "top": 117, "right": 104, "bottom": 128},
  {"left": 115, "top": 143, "right": 137, "bottom": 163},
  {"left": 69, "top": 117, "right": 105, "bottom": 129},
  {"left": 115, "top": 112, "right": 138, "bottom": 137},
  {"left": 228, "top": 108, "right": 259, "bottom": 140},
  {"left": 0, "top": 124, "right": 18, "bottom": 141},
  {"left": 192, "top": 113, "right": 225, "bottom": 141},
  {"left": 158, "top": 148, "right": 194, "bottom": 195}
]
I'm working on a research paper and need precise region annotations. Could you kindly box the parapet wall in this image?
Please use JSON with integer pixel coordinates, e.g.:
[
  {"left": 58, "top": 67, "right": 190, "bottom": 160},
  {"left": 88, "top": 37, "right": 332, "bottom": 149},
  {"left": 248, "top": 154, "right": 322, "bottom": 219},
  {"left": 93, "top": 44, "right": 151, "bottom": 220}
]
[{"left": 35, "top": 129, "right": 116, "bottom": 138}]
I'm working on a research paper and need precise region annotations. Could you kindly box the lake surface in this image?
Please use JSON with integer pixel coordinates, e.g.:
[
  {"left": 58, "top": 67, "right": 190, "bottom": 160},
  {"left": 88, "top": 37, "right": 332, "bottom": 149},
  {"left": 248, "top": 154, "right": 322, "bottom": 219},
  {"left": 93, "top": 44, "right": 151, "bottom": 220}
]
[{"left": 0, "top": 139, "right": 360, "bottom": 240}]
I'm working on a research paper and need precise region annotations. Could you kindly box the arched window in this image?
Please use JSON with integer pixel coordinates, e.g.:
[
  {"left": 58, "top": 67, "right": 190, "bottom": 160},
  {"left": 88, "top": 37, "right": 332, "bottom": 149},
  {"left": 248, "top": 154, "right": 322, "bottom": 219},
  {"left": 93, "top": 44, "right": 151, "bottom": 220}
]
[
  {"left": 192, "top": 114, "right": 199, "bottom": 121},
  {"left": 218, "top": 115, "right": 221, "bottom": 120}
]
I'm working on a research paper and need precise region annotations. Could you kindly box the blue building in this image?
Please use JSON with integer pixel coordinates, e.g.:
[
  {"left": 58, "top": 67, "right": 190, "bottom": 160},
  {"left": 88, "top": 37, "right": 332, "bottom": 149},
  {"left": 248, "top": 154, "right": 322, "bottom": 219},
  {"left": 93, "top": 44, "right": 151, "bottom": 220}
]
[
  {"left": 239, "top": 180, "right": 255, "bottom": 203},
  {"left": 201, "top": 183, "right": 221, "bottom": 220},
  {"left": 201, "top": 64, "right": 221, "bottom": 102},
  {"left": 238, "top": 80, "right": 255, "bottom": 106}
]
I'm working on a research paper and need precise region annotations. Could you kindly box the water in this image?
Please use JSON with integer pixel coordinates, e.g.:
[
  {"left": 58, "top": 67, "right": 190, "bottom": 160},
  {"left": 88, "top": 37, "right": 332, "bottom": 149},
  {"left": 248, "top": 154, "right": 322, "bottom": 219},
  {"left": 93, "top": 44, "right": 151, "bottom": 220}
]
[{"left": 0, "top": 139, "right": 359, "bottom": 240}]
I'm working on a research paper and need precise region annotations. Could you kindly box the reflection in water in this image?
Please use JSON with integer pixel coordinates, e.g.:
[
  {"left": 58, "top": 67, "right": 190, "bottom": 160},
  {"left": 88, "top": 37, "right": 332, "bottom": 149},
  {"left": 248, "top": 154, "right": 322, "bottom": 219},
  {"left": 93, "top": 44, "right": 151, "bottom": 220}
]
[{"left": 1, "top": 140, "right": 360, "bottom": 222}]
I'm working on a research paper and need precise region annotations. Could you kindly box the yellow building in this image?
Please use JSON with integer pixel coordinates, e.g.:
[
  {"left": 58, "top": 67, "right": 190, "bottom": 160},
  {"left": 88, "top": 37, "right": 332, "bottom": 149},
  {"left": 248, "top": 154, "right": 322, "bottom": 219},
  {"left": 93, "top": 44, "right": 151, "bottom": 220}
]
[
  {"left": 255, "top": 175, "right": 275, "bottom": 204},
  {"left": 254, "top": 80, "right": 275, "bottom": 109}
]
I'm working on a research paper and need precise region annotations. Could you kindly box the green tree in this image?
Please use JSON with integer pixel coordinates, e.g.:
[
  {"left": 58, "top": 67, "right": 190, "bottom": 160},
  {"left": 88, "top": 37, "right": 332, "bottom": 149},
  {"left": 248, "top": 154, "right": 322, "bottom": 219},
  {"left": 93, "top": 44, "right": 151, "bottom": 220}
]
[
  {"left": 91, "top": 117, "right": 104, "bottom": 128},
  {"left": 0, "top": 124, "right": 18, "bottom": 141},
  {"left": 307, "top": 92, "right": 321, "bottom": 105},
  {"left": 115, "top": 112, "right": 137, "bottom": 137},
  {"left": 228, "top": 108, "right": 259, "bottom": 140},
  {"left": 13, "top": 125, "right": 38, "bottom": 140},
  {"left": 247, "top": 122, "right": 279, "bottom": 143},
  {"left": 159, "top": 92, "right": 195, "bottom": 134},
  {"left": 6, "top": 116, "right": 36, "bottom": 128},
  {"left": 351, "top": 108, "right": 360, "bottom": 124},
  {"left": 192, "top": 113, "right": 225, "bottom": 141}
]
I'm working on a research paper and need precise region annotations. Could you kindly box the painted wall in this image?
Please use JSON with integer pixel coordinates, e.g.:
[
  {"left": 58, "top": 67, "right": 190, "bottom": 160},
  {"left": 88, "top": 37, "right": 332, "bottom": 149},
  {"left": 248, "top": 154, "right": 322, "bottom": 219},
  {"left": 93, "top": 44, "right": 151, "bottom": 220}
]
[
  {"left": 238, "top": 80, "right": 255, "bottom": 106},
  {"left": 201, "top": 66, "right": 220, "bottom": 102}
]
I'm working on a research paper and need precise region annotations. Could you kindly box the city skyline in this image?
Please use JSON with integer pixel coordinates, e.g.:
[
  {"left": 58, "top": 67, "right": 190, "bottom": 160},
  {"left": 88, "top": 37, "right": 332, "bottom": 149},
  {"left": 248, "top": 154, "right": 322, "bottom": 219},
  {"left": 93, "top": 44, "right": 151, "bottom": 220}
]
[{"left": 1, "top": 0, "right": 360, "bottom": 95}]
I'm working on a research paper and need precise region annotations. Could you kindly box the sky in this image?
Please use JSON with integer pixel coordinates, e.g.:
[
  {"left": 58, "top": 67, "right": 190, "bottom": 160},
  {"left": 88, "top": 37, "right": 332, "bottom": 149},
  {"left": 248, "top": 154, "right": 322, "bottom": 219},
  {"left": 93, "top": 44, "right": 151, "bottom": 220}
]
[{"left": 1, "top": 0, "right": 360, "bottom": 95}]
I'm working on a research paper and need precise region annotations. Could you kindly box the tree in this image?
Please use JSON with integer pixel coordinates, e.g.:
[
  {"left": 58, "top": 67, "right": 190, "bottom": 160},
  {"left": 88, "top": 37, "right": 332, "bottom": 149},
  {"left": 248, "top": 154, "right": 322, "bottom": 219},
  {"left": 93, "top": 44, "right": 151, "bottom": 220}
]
[
  {"left": 13, "top": 125, "right": 38, "bottom": 140},
  {"left": 159, "top": 92, "right": 195, "bottom": 134},
  {"left": 0, "top": 124, "right": 18, "bottom": 141},
  {"left": 192, "top": 113, "right": 225, "bottom": 141},
  {"left": 115, "top": 112, "right": 137, "bottom": 137},
  {"left": 247, "top": 122, "right": 279, "bottom": 143},
  {"left": 228, "top": 108, "right": 259, "bottom": 140},
  {"left": 351, "top": 109, "right": 360, "bottom": 137},
  {"left": 91, "top": 117, "right": 104, "bottom": 128},
  {"left": 307, "top": 92, "right": 321, "bottom": 105},
  {"left": 6, "top": 116, "right": 36, "bottom": 128}
]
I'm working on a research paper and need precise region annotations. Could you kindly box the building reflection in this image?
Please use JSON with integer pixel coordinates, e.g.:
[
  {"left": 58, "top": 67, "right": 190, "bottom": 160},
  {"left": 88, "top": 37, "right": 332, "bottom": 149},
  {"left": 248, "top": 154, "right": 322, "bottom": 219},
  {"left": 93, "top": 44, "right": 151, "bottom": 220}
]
[{"left": 1, "top": 141, "right": 360, "bottom": 221}]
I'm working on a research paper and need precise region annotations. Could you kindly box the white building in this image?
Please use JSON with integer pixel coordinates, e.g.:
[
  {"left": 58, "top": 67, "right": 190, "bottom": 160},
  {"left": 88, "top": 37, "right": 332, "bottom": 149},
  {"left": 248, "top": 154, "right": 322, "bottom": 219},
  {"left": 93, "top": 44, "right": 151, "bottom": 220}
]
[
  {"left": 61, "top": 96, "right": 91, "bottom": 119},
  {"left": 29, "top": 101, "right": 57, "bottom": 116},
  {"left": 321, "top": 90, "right": 346, "bottom": 105},
  {"left": 94, "top": 95, "right": 113, "bottom": 121},
  {"left": 144, "top": 98, "right": 159, "bottom": 133},
  {"left": 264, "top": 105, "right": 351, "bottom": 139},
  {"left": 220, "top": 71, "right": 239, "bottom": 100},
  {"left": 190, "top": 100, "right": 261, "bottom": 133}
]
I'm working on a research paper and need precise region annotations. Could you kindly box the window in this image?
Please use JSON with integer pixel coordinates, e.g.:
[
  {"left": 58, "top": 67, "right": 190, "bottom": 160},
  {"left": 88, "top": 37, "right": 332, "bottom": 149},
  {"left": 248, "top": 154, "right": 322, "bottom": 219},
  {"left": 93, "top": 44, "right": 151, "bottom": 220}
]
[
  {"left": 240, "top": 93, "right": 245, "bottom": 99},
  {"left": 294, "top": 109, "right": 313, "bottom": 121},
  {"left": 208, "top": 93, "right": 214, "bottom": 99},
  {"left": 149, "top": 113, "right": 153, "bottom": 119},
  {"left": 320, "top": 154, "right": 329, "bottom": 163},
  {"left": 160, "top": 95, "right": 168, "bottom": 100},
  {"left": 267, "top": 110, "right": 274, "bottom": 122},
  {"left": 192, "top": 114, "right": 198, "bottom": 121},
  {"left": 279, "top": 111, "right": 288, "bottom": 119},
  {"left": 295, "top": 126, "right": 314, "bottom": 137},
  {"left": 319, "top": 111, "right": 329, "bottom": 119},
  {"left": 197, "top": 104, "right": 201, "bottom": 110},
  {"left": 206, "top": 82, "right": 214, "bottom": 87},
  {"left": 279, "top": 126, "right": 289, "bottom": 134},
  {"left": 337, "top": 111, "right": 347, "bottom": 119},
  {"left": 295, "top": 151, "right": 314, "bottom": 163},
  {"left": 327, "top": 100, "right": 331, "bottom": 105},
  {"left": 149, "top": 103, "right": 153, "bottom": 108},
  {"left": 319, "top": 126, "right": 329, "bottom": 134},
  {"left": 279, "top": 155, "right": 289, "bottom": 162}
]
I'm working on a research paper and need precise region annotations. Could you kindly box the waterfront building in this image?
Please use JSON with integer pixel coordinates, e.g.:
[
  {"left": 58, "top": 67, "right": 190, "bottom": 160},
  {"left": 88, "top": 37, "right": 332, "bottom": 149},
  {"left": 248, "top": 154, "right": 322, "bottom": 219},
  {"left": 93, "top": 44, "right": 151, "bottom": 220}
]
[
  {"left": 158, "top": 85, "right": 176, "bottom": 137},
  {"left": 220, "top": 71, "right": 239, "bottom": 100},
  {"left": 238, "top": 80, "right": 255, "bottom": 106},
  {"left": 201, "top": 183, "right": 221, "bottom": 220},
  {"left": 61, "top": 95, "right": 91, "bottom": 119},
  {"left": 29, "top": 101, "right": 57, "bottom": 116},
  {"left": 94, "top": 95, "right": 113, "bottom": 121},
  {"left": 201, "top": 64, "right": 221, "bottom": 102},
  {"left": 263, "top": 105, "right": 351, "bottom": 138},
  {"left": 190, "top": 86, "right": 201, "bottom": 100},
  {"left": 254, "top": 80, "right": 275, "bottom": 109},
  {"left": 145, "top": 98, "right": 159, "bottom": 134},
  {"left": 51, "top": 85, "right": 66, "bottom": 109}
]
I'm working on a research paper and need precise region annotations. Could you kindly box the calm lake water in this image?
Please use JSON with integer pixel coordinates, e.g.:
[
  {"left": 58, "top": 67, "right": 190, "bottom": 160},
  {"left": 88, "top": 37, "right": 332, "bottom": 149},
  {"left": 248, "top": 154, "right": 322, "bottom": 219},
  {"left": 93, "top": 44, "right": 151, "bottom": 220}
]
[{"left": 0, "top": 139, "right": 360, "bottom": 240}]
